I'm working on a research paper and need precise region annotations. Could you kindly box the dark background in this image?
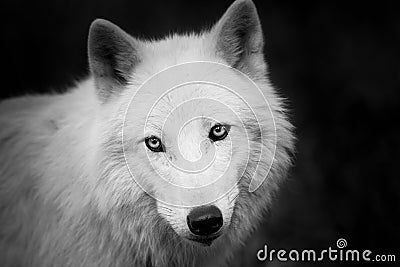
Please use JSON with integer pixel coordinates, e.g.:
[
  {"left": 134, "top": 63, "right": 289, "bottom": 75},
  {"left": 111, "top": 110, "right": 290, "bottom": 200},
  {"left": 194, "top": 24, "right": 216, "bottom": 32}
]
[{"left": 1, "top": 0, "right": 399, "bottom": 266}]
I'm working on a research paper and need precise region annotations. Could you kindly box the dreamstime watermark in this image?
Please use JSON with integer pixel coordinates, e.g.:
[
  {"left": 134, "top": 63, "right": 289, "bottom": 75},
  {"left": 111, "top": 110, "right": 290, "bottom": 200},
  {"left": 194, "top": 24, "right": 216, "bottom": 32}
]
[
  {"left": 122, "top": 61, "right": 277, "bottom": 207},
  {"left": 257, "top": 238, "right": 396, "bottom": 263}
]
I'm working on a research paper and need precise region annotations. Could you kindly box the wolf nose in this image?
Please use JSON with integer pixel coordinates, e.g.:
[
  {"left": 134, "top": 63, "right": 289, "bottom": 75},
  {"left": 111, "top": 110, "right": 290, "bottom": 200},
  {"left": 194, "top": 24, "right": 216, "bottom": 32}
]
[{"left": 187, "top": 205, "right": 223, "bottom": 236}]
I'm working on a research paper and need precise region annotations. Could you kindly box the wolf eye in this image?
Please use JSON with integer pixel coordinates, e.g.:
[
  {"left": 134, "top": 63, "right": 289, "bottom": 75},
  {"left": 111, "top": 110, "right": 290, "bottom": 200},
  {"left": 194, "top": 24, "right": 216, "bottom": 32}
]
[
  {"left": 145, "top": 136, "right": 164, "bottom": 152},
  {"left": 209, "top": 124, "right": 230, "bottom": 142}
]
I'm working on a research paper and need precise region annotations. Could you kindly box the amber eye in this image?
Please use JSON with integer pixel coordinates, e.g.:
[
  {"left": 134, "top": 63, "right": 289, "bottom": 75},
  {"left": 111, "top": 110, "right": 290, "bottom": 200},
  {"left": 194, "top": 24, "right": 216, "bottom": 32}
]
[
  {"left": 145, "top": 136, "right": 164, "bottom": 152},
  {"left": 209, "top": 124, "right": 230, "bottom": 142}
]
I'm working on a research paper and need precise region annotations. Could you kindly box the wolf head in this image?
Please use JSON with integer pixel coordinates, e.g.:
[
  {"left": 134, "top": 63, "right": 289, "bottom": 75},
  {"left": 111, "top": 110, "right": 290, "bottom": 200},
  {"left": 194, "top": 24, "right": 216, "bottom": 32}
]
[{"left": 87, "top": 0, "right": 294, "bottom": 257}]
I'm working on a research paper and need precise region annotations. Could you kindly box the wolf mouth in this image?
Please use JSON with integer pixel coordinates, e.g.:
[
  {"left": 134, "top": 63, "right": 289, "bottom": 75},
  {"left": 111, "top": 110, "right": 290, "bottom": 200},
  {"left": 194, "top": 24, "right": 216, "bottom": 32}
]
[{"left": 187, "top": 234, "right": 221, "bottom": 246}]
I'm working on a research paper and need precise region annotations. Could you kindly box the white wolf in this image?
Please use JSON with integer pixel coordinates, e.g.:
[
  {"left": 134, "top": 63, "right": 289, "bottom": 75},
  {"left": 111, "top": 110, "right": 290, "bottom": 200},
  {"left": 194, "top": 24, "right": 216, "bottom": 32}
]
[{"left": 0, "top": 0, "right": 294, "bottom": 266}]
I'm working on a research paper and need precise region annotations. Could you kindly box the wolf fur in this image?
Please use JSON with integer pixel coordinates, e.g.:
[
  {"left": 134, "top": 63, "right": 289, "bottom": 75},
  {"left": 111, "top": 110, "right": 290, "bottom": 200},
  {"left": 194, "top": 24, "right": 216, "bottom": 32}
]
[{"left": 0, "top": 0, "right": 295, "bottom": 266}]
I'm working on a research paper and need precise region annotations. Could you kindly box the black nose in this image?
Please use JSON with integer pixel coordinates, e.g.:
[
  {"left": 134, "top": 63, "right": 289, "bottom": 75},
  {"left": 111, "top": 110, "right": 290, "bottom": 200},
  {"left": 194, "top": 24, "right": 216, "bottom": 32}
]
[{"left": 187, "top": 205, "right": 223, "bottom": 236}]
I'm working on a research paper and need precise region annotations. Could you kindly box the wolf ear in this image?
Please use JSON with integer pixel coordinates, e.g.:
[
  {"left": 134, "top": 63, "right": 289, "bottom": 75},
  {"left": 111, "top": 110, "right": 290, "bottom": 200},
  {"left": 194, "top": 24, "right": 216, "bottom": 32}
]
[
  {"left": 88, "top": 19, "right": 140, "bottom": 101},
  {"left": 211, "top": 0, "right": 265, "bottom": 74}
]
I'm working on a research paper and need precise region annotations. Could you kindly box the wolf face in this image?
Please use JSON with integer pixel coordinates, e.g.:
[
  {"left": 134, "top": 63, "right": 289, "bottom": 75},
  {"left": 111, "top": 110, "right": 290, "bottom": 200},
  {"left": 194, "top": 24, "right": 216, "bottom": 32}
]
[
  {"left": 89, "top": 0, "right": 294, "bottom": 257},
  {"left": 129, "top": 79, "right": 253, "bottom": 245}
]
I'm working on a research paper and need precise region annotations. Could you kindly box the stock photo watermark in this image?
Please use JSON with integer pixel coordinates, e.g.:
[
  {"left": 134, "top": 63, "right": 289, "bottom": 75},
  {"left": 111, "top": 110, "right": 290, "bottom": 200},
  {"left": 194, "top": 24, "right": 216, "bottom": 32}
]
[{"left": 257, "top": 238, "right": 396, "bottom": 263}]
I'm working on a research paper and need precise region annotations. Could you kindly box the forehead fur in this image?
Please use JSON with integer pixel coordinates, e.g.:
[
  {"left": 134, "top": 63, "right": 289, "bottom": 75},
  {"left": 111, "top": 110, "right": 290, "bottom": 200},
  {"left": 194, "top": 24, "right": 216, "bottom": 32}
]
[
  {"left": 121, "top": 60, "right": 271, "bottom": 142},
  {"left": 136, "top": 33, "right": 224, "bottom": 76},
  {"left": 116, "top": 37, "right": 275, "bottom": 146}
]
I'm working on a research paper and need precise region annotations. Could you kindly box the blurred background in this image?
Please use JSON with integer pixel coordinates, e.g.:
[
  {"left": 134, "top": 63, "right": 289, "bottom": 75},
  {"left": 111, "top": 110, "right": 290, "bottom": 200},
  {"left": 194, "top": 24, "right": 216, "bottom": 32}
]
[{"left": 1, "top": 0, "right": 399, "bottom": 266}]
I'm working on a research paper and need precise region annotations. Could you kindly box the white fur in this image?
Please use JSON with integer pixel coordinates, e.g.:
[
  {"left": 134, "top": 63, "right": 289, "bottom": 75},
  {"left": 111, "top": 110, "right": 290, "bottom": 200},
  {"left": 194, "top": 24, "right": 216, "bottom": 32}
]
[{"left": 0, "top": 1, "right": 295, "bottom": 266}]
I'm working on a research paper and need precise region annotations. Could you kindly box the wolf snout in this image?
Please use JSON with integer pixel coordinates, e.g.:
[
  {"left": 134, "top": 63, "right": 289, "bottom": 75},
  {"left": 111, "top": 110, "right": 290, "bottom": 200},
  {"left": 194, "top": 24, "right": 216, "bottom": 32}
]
[{"left": 187, "top": 205, "right": 223, "bottom": 237}]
